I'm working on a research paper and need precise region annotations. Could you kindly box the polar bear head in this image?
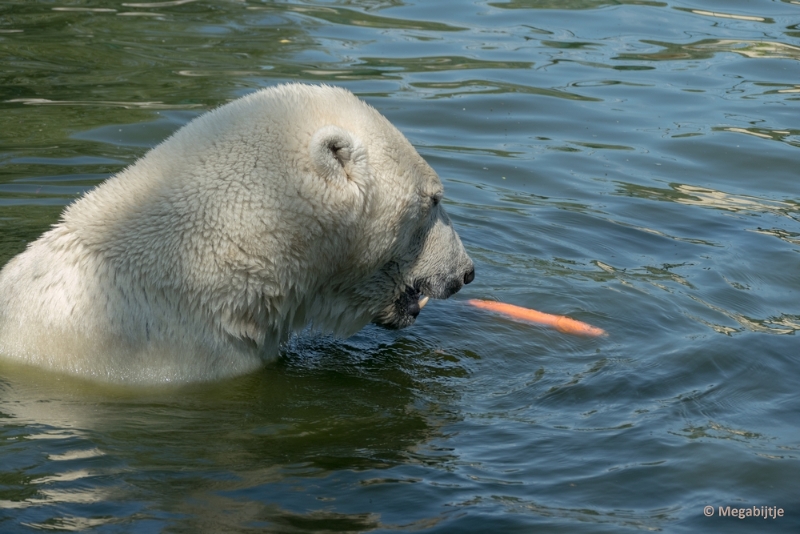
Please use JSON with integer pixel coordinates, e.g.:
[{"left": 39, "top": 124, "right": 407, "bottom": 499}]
[
  {"left": 296, "top": 90, "right": 476, "bottom": 332},
  {"left": 265, "top": 84, "right": 476, "bottom": 334},
  {"left": 65, "top": 84, "right": 474, "bottom": 357}
]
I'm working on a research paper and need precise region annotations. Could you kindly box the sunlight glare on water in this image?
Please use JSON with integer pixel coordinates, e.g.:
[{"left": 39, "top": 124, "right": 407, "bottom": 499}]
[{"left": 1, "top": 0, "right": 799, "bottom": 532}]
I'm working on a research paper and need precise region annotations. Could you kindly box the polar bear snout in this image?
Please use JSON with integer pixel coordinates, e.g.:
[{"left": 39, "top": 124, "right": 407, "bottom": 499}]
[
  {"left": 464, "top": 266, "right": 476, "bottom": 285},
  {"left": 419, "top": 262, "right": 475, "bottom": 301},
  {"left": 373, "top": 255, "right": 474, "bottom": 331}
]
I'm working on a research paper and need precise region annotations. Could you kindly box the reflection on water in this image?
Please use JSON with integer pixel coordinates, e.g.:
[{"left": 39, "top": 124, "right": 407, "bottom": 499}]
[
  {"left": 719, "top": 126, "right": 800, "bottom": 149},
  {"left": 617, "top": 182, "right": 799, "bottom": 218},
  {"left": 412, "top": 79, "right": 599, "bottom": 101},
  {"left": 682, "top": 9, "right": 770, "bottom": 23},
  {"left": 2, "top": 0, "right": 800, "bottom": 532},
  {"left": 489, "top": 0, "right": 668, "bottom": 9},
  {"left": 278, "top": 4, "right": 466, "bottom": 32},
  {"left": 6, "top": 98, "right": 201, "bottom": 109},
  {"left": 619, "top": 38, "right": 800, "bottom": 61}
]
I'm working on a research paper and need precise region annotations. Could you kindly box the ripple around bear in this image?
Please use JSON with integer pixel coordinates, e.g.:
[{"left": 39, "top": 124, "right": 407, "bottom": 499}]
[{"left": 0, "top": 84, "right": 474, "bottom": 384}]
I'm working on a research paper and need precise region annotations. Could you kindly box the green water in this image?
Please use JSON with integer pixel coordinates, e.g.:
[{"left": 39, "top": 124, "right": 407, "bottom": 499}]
[{"left": 1, "top": 0, "right": 800, "bottom": 532}]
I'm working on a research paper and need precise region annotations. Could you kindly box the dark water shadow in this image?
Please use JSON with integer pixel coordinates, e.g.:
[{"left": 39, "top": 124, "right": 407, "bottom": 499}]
[{"left": 0, "top": 327, "right": 469, "bottom": 531}]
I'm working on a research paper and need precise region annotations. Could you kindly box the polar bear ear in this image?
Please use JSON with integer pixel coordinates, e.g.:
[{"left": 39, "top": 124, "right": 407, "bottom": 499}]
[{"left": 310, "top": 125, "right": 366, "bottom": 183}]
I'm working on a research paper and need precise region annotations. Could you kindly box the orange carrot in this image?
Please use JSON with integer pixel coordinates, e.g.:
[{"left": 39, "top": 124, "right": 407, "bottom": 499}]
[{"left": 467, "top": 299, "right": 606, "bottom": 337}]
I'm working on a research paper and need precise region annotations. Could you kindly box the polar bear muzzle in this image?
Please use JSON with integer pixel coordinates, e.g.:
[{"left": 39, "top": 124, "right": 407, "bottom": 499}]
[{"left": 374, "top": 262, "right": 475, "bottom": 330}]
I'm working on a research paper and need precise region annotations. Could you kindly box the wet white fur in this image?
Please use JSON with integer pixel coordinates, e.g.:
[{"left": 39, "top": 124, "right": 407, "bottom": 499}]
[{"left": 0, "top": 84, "right": 473, "bottom": 384}]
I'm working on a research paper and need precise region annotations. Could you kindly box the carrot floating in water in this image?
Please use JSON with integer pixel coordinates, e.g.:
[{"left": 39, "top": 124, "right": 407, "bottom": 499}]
[{"left": 467, "top": 299, "right": 606, "bottom": 337}]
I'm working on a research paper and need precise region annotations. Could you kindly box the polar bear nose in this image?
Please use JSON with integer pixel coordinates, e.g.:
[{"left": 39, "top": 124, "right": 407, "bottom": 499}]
[{"left": 463, "top": 267, "right": 475, "bottom": 285}]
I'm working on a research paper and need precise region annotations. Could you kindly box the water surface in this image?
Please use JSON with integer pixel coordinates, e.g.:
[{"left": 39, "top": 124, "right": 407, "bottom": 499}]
[{"left": 1, "top": 0, "right": 799, "bottom": 532}]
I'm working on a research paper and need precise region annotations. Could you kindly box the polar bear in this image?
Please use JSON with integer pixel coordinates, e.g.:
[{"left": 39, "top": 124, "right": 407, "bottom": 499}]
[{"left": 0, "top": 84, "right": 474, "bottom": 384}]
